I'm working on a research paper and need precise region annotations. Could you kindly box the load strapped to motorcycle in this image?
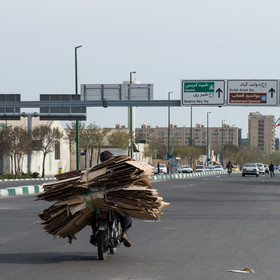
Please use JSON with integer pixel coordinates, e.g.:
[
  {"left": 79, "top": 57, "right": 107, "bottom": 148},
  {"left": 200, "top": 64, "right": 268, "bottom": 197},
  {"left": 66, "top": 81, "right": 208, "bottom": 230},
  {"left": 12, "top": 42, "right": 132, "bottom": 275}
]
[{"left": 37, "top": 155, "right": 169, "bottom": 245}]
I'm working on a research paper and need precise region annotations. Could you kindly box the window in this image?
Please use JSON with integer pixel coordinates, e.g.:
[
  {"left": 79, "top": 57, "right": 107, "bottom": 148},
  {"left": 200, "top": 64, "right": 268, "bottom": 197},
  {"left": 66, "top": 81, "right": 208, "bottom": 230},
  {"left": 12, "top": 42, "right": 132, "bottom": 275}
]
[{"left": 55, "top": 141, "right": 60, "bottom": 160}]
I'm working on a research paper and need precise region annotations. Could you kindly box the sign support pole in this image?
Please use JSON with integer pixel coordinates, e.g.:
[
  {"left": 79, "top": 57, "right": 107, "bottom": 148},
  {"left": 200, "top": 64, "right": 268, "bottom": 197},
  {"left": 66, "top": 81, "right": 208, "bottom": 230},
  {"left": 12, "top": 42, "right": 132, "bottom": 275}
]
[{"left": 75, "top": 45, "right": 82, "bottom": 170}]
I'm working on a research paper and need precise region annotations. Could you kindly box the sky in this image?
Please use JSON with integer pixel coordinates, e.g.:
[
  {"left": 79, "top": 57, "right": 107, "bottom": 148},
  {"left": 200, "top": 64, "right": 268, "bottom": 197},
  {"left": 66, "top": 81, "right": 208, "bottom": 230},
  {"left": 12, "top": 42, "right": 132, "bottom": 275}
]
[{"left": 2, "top": 0, "right": 280, "bottom": 139}]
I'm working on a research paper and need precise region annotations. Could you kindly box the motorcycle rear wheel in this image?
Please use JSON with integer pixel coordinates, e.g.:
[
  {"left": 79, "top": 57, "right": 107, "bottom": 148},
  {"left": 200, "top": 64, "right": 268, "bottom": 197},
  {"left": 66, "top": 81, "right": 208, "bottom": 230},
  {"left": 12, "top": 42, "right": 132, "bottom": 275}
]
[{"left": 97, "top": 230, "right": 109, "bottom": 260}]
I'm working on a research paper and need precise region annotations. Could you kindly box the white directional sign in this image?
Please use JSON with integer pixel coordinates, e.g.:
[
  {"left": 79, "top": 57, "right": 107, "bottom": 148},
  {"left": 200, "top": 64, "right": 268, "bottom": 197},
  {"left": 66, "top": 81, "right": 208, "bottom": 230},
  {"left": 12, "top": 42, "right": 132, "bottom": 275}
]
[
  {"left": 227, "top": 80, "right": 278, "bottom": 106},
  {"left": 181, "top": 80, "right": 225, "bottom": 106}
]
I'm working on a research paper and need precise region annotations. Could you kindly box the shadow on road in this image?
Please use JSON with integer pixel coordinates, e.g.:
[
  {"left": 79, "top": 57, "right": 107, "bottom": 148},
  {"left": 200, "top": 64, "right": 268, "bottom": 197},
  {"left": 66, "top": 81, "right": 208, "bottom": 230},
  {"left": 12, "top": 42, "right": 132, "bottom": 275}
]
[{"left": 0, "top": 252, "right": 100, "bottom": 264}]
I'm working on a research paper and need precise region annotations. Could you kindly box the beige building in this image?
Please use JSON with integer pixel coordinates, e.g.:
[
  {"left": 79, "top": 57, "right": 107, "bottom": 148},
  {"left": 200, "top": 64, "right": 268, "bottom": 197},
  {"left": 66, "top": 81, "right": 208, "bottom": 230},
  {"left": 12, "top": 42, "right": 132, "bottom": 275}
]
[
  {"left": 0, "top": 118, "right": 70, "bottom": 176},
  {"left": 248, "top": 112, "right": 275, "bottom": 154},
  {"left": 135, "top": 124, "right": 241, "bottom": 148}
]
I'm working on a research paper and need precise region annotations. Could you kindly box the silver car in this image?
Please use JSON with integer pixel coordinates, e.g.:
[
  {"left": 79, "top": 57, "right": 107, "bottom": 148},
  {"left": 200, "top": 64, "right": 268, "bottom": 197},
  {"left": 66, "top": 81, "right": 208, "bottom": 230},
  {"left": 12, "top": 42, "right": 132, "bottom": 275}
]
[
  {"left": 178, "top": 165, "right": 193, "bottom": 173},
  {"left": 213, "top": 165, "right": 224, "bottom": 172},
  {"left": 196, "top": 165, "right": 205, "bottom": 172},
  {"left": 242, "top": 163, "right": 259, "bottom": 177},
  {"left": 256, "top": 163, "right": 265, "bottom": 174},
  {"left": 263, "top": 164, "right": 269, "bottom": 174}
]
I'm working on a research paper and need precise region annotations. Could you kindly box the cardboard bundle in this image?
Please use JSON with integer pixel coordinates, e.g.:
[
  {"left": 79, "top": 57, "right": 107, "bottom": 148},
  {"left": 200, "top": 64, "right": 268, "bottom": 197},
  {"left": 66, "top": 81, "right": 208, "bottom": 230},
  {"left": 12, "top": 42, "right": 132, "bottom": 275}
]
[{"left": 37, "top": 156, "right": 169, "bottom": 243}]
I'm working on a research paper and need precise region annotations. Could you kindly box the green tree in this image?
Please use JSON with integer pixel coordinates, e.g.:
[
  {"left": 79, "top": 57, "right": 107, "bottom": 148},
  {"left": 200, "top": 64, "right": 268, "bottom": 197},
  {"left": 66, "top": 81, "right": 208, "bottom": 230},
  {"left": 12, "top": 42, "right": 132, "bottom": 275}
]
[
  {"left": 174, "top": 145, "right": 201, "bottom": 167},
  {"left": 80, "top": 123, "right": 111, "bottom": 166},
  {"left": 143, "top": 138, "right": 167, "bottom": 159},
  {"left": 268, "top": 151, "right": 280, "bottom": 166},
  {"left": 65, "top": 121, "right": 85, "bottom": 152},
  {"left": 0, "top": 126, "right": 32, "bottom": 177},
  {"left": 32, "top": 125, "right": 63, "bottom": 178},
  {"left": 108, "top": 130, "right": 130, "bottom": 151},
  {"left": 174, "top": 146, "right": 189, "bottom": 163}
]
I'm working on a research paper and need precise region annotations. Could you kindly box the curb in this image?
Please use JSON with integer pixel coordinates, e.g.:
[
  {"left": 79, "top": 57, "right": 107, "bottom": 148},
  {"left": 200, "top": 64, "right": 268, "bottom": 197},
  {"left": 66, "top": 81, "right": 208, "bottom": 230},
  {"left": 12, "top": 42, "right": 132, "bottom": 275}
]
[
  {"left": 0, "top": 185, "right": 44, "bottom": 197},
  {"left": 0, "top": 177, "right": 56, "bottom": 182},
  {"left": 0, "top": 171, "right": 235, "bottom": 197},
  {"left": 150, "top": 170, "right": 231, "bottom": 181}
]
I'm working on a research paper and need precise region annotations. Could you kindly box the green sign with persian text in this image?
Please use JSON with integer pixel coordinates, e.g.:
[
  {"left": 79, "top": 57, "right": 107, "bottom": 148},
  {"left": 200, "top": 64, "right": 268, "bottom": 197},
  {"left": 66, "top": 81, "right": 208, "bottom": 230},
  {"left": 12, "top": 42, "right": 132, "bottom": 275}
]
[
  {"left": 181, "top": 80, "right": 225, "bottom": 105},
  {"left": 184, "top": 82, "right": 215, "bottom": 93}
]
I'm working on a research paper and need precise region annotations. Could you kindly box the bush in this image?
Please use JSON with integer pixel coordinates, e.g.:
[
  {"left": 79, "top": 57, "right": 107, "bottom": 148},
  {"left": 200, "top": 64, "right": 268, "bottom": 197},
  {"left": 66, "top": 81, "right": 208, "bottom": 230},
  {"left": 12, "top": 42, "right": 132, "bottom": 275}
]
[
  {"left": 0, "top": 172, "right": 40, "bottom": 179},
  {"left": 32, "top": 172, "right": 39, "bottom": 178}
]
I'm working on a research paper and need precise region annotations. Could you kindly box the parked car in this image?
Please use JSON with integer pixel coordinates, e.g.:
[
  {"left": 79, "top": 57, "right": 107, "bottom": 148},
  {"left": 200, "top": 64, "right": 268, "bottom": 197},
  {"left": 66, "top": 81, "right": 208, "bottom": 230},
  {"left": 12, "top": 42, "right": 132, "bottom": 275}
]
[
  {"left": 177, "top": 165, "right": 193, "bottom": 173},
  {"left": 155, "top": 164, "right": 167, "bottom": 174},
  {"left": 195, "top": 165, "right": 205, "bottom": 172},
  {"left": 213, "top": 165, "right": 224, "bottom": 172},
  {"left": 263, "top": 164, "right": 269, "bottom": 174},
  {"left": 232, "top": 165, "right": 240, "bottom": 171},
  {"left": 205, "top": 166, "right": 215, "bottom": 171},
  {"left": 242, "top": 163, "right": 259, "bottom": 177},
  {"left": 256, "top": 163, "right": 265, "bottom": 174}
]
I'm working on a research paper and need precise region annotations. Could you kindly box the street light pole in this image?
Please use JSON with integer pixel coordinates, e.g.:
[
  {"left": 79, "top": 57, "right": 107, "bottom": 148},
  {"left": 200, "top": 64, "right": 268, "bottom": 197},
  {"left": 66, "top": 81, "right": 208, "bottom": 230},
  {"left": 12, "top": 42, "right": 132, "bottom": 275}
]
[
  {"left": 129, "top": 71, "right": 136, "bottom": 158},
  {"left": 168, "top": 91, "right": 173, "bottom": 157},
  {"left": 75, "top": 45, "right": 82, "bottom": 170},
  {"left": 207, "top": 112, "right": 211, "bottom": 166},
  {"left": 221, "top": 119, "right": 225, "bottom": 166},
  {"left": 231, "top": 124, "right": 235, "bottom": 145},
  {"left": 190, "top": 106, "right": 193, "bottom": 146}
]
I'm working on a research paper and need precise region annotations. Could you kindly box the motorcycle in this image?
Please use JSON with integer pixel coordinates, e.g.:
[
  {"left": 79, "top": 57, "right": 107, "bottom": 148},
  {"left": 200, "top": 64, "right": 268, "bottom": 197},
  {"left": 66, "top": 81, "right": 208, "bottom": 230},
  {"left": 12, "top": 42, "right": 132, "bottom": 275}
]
[
  {"left": 227, "top": 167, "right": 232, "bottom": 175},
  {"left": 91, "top": 210, "right": 122, "bottom": 260}
]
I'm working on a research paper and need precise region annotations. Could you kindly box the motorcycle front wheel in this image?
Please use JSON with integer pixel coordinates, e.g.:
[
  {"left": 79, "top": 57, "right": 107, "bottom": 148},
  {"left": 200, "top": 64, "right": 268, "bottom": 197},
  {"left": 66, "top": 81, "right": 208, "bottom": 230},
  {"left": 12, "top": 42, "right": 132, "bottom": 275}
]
[
  {"left": 97, "top": 230, "right": 109, "bottom": 260},
  {"left": 110, "top": 247, "right": 117, "bottom": 254}
]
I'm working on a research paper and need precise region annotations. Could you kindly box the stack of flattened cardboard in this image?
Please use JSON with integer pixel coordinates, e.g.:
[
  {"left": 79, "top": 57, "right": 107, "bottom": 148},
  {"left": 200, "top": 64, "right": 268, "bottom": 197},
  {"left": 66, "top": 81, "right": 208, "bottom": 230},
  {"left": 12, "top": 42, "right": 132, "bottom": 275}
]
[{"left": 37, "top": 156, "right": 169, "bottom": 243}]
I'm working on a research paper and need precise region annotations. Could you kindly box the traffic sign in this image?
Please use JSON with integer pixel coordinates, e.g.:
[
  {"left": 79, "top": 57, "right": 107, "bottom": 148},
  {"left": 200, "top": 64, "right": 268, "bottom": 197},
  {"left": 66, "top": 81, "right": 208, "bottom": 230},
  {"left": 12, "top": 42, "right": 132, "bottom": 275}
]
[
  {"left": 40, "top": 94, "right": 86, "bottom": 120},
  {"left": 227, "top": 80, "right": 278, "bottom": 106},
  {"left": 0, "top": 94, "right": 21, "bottom": 120},
  {"left": 181, "top": 80, "right": 225, "bottom": 106},
  {"left": 81, "top": 84, "right": 153, "bottom": 101}
]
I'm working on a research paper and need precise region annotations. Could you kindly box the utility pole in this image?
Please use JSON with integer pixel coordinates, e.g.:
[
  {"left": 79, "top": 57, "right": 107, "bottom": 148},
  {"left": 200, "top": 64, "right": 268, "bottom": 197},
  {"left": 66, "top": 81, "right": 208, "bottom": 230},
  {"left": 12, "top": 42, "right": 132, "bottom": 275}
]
[
  {"left": 129, "top": 71, "right": 136, "bottom": 158},
  {"left": 75, "top": 45, "right": 82, "bottom": 170}
]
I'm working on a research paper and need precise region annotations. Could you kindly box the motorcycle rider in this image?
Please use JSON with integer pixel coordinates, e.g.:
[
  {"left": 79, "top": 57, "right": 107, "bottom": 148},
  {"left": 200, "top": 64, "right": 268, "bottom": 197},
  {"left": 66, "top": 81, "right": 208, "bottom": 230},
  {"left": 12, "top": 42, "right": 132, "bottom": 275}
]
[
  {"left": 226, "top": 161, "right": 233, "bottom": 174},
  {"left": 90, "top": 150, "right": 132, "bottom": 247}
]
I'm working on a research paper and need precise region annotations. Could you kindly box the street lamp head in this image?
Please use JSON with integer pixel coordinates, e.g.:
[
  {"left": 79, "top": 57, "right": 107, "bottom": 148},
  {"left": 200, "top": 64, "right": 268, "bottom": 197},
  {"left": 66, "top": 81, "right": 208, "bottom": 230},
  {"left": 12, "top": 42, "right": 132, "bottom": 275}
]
[
  {"left": 130, "top": 71, "right": 136, "bottom": 84},
  {"left": 75, "top": 45, "right": 82, "bottom": 49},
  {"left": 168, "top": 91, "right": 173, "bottom": 100}
]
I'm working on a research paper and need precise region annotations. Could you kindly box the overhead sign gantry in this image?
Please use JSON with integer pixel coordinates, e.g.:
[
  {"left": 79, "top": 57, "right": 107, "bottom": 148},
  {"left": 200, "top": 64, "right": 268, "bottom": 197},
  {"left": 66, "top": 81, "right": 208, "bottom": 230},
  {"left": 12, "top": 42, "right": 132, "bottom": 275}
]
[{"left": 0, "top": 79, "right": 279, "bottom": 121}]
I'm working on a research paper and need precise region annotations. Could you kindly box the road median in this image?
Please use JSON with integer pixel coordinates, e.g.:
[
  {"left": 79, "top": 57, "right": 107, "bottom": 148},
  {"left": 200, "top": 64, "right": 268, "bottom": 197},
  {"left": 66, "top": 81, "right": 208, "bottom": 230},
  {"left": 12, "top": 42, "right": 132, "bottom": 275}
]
[{"left": 0, "top": 171, "right": 231, "bottom": 197}]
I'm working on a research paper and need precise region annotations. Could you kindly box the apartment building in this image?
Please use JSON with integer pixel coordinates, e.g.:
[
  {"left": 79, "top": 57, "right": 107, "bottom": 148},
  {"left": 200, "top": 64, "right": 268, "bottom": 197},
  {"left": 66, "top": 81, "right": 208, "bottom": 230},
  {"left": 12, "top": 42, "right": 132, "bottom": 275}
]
[
  {"left": 248, "top": 112, "right": 275, "bottom": 154},
  {"left": 135, "top": 124, "right": 241, "bottom": 147}
]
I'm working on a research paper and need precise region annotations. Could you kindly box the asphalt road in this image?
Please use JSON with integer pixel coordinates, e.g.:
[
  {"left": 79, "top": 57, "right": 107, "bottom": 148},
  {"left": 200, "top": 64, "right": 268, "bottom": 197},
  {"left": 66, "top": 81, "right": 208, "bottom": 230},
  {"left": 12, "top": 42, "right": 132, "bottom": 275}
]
[{"left": 1, "top": 173, "right": 280, "bottom": 280}]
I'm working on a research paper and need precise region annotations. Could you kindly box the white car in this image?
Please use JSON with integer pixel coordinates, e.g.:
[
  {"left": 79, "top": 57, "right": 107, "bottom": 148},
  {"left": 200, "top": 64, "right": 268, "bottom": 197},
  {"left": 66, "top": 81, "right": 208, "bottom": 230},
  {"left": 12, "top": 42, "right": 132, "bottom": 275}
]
[
  {"left": 195, "top": 165, "right": 205, "bottom": 172},
  {"left": 155, "top": 164, "right": 167, "bottom": 174},
  {"left": 256, "top": 163, "right": 265, "bottom": 174},
  {"left": 213, "top": 165, "right": 224, "bottom": 172},
  {"left": 242, "top": 163, "right": 259, "bottom": 177},
  {"left": 178, "top": 165, "right": 193, "bottom": 173},
  {"left": 263, "top": 164, "right": 269, "bottom": 174},
  {"left": 205, "top": 166, "right": 214, "bottom": 171}
]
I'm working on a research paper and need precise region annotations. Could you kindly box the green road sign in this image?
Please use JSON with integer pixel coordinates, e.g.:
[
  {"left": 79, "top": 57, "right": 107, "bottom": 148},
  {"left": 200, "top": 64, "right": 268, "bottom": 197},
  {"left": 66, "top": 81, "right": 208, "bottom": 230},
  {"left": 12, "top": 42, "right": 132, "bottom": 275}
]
[
  {"left": 184, "top": 82, "right": 215, "bottom": 93},
  {"left": 181, "top": 80, "right": 225, "bottom": 106}
]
